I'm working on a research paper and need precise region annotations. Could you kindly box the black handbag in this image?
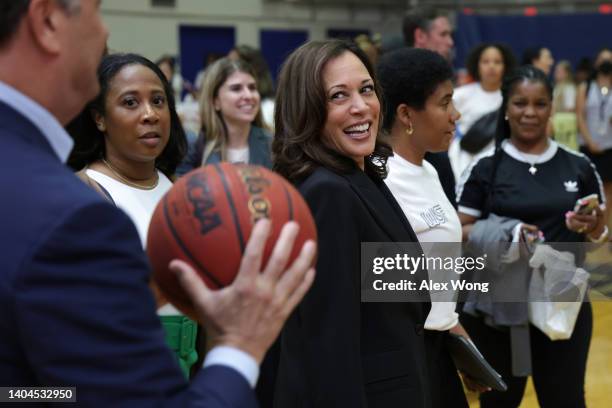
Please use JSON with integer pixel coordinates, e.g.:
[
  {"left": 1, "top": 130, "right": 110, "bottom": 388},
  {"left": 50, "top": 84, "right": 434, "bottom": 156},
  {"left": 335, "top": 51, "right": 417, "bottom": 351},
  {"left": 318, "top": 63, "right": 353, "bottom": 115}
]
[{"left": 460, "top": 110, "right": 499, "bottom": 154}]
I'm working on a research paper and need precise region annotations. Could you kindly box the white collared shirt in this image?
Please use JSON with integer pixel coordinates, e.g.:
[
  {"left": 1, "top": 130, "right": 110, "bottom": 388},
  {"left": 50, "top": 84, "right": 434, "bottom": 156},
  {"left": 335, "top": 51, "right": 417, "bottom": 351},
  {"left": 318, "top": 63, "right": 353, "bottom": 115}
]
[{"left": 0, "top": 80, "right": 73, "bottom": 162}]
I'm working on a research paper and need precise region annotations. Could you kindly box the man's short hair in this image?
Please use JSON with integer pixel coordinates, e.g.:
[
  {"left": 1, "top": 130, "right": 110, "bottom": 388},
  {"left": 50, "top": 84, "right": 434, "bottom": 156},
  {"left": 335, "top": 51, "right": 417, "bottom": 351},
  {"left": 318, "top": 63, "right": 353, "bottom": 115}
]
[
  {"left": 0, "top": 0, "right": 80, "bottom": 47},
  {"left": 402, "top": 6, "right": 446, "bottom": 47}
]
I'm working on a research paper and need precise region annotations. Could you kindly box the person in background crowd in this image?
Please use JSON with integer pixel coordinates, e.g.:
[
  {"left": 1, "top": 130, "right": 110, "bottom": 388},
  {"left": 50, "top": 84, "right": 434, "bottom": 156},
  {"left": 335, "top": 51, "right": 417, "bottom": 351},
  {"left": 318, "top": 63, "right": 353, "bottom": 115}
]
[
  {"left": 228, "top": 44, "right": 276, "bottom": 130},
  {"left": 354, "top": 33, "right": 381, "bottom": 66},
  {"left": 576, "top": 47, "right": 612, "bottom": 224},
  {"left": 449, "top": 43, "right": 516, "bottom": 181},
  {"left": 522, "top": 46, "right": 555, "bottom": 76},
  {"left": 0, "top": 0, "right": 316, "bottom": 406},
  {"left": 402, "top": 5, "right": 454, "bottom": 61},
  {"left": 457, "top": 65, "right": 605, "bottom": 408},
  {"left": 156, "top": 54, "right": 185, "bottom": 104},
  {"left": 402, "top": 5, "right": 457, "bottom": 206},
  {"left": 554, "top": 60, "right": 577, "bottom": 112},
  {"left": 156, "top": 55, "right": 199, "bottom": 158},
  {"left": 156, "top": 54, "right": 175, "bottom": 82},
  {"left": 177, "top": 57, "right": 271, "bottom": 176},
  {"left": 272, "top": 39, "right": 432, "bottom": 407},
  {"left": 575, "top": 57, "right": 593, "bottom": 85},
  {"left": 552, "top": 60, "right": 578, "bottom": 150},
  {"left": 194, "top": 51, "right": 223, "bottom": 94}
]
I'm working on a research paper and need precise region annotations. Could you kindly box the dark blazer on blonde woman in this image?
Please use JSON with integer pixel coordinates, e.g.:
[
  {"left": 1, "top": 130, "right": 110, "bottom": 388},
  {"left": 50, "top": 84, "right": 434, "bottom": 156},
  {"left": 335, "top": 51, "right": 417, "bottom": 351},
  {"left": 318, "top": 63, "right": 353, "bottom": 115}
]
[
  {"left": 274, "top": 165, "right": 432, "bottom": 408},
  {"left": 176, "top": 126, "right": 272, "bottom": 176}
]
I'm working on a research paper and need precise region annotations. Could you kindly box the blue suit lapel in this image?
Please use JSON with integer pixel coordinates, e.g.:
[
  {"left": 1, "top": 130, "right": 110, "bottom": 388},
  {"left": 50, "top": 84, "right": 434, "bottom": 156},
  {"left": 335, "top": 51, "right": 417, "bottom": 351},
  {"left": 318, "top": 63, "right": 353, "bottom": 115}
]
[{"left": 0, "top": 101, "right": 56, "bottom": 159}]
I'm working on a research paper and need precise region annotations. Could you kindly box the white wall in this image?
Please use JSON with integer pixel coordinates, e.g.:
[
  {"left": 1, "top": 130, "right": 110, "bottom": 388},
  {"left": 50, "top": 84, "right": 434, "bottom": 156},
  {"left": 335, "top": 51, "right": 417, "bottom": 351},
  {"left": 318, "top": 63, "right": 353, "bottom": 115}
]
[{"left": 101, "top": 0, "right": 402, "bottom": 61}]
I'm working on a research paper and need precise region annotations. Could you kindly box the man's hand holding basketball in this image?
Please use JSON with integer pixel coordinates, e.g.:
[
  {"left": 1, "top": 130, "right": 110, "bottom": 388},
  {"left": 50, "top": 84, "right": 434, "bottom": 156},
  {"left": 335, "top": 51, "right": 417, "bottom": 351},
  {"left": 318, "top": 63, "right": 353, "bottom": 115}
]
[{"left": 170, "top": 219, "right": 316, "bottom": 364}]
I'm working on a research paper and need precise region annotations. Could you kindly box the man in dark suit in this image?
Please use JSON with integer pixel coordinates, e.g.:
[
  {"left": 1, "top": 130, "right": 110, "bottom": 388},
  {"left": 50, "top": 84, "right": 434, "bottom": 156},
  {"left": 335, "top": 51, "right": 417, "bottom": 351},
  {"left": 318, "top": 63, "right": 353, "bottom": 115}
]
[{"left": 0, "top": 1, "right": 315, "bottom": 406}]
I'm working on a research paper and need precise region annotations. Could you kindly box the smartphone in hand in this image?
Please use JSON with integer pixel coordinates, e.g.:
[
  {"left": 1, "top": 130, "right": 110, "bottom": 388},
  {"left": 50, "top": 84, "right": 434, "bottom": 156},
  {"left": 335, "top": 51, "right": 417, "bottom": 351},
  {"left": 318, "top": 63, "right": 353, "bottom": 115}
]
[{"left": 573, "top": 194, "right": 599, "bottom": 215}]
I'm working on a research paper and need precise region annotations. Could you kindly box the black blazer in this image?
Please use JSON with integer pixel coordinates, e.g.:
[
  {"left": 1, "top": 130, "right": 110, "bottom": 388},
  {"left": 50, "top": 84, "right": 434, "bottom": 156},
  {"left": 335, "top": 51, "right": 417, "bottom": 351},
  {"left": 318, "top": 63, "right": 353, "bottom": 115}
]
[{"left": 274, "top": 165, "right": 432, "bottom": 408}]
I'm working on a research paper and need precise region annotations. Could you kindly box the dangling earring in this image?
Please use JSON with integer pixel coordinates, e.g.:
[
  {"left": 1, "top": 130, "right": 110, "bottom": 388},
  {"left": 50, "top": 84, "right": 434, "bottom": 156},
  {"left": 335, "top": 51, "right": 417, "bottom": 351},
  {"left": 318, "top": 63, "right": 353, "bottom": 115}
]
[
  {"left": 96, "top": 122, "right": 105, "bottom": 132},
  {"left": 504, "top": 115, "right": 509, "bottom": 121},
  {"left": 406, "top": 122, "right": 414, "bottom": 136}
]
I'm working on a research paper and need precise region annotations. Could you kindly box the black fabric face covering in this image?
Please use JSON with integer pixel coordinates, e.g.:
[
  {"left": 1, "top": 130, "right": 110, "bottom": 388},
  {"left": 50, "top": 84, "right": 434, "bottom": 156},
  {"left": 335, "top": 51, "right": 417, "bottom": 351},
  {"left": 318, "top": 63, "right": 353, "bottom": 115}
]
[{"left": 598, "top": 60, "right": 612, "bottom": 75}]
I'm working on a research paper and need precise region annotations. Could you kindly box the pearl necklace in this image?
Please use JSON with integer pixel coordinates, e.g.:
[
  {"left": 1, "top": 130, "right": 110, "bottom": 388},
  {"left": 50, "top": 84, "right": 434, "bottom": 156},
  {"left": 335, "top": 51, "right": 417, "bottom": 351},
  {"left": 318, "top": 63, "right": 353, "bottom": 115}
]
[{"left": 102, "top": 158, "right": 159, "bottom": 190}]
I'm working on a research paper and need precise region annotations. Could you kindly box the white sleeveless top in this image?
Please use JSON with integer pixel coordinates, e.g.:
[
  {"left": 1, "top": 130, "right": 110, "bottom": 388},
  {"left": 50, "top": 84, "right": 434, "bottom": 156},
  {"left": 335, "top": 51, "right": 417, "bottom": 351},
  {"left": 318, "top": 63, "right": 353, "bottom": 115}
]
[{"left": 86, "top": 169, "right": 179, "bottom": 315}]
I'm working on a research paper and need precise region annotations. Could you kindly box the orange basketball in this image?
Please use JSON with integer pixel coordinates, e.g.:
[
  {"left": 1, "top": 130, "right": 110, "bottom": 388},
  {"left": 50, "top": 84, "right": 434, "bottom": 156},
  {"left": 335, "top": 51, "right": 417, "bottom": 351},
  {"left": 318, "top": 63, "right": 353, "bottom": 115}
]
[{"left": 147, "top": 163, "right": 317, "bottom": 318}]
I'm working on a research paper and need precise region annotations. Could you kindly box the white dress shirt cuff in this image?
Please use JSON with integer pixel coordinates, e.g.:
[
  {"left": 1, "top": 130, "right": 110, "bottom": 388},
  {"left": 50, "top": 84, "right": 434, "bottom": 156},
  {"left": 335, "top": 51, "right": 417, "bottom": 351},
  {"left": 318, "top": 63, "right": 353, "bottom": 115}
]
[
  {"left": 457, "top": 205, "right": 482, "bottom": 218},
  {"left": 203, "top": 346, "right": 260, "bottom": 388}
]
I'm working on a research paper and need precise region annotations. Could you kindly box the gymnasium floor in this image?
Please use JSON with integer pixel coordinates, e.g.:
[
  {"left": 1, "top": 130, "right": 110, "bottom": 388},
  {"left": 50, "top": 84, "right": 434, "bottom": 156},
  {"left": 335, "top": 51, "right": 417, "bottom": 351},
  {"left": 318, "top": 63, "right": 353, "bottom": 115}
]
[
  {"left": 467, "top": 302, "right": 611, "bottom": 407},
  {"left": 467, "top": 244, "right": 612, "bottom": 407}
]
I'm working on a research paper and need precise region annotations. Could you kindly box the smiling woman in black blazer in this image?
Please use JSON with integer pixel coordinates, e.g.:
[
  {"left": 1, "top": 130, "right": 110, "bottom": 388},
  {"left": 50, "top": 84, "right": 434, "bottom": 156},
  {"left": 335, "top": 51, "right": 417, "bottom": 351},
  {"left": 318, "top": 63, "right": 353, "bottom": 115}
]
[{"left": 271, "top": 39, "right": 432, "bottom": 408}]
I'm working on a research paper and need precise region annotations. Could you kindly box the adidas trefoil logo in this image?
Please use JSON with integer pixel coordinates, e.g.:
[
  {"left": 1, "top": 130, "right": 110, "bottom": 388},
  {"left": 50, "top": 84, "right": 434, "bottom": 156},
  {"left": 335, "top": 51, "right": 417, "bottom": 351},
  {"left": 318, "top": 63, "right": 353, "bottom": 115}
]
[{"left": 564, "top": 181, "right": 578, "bottom": 192}]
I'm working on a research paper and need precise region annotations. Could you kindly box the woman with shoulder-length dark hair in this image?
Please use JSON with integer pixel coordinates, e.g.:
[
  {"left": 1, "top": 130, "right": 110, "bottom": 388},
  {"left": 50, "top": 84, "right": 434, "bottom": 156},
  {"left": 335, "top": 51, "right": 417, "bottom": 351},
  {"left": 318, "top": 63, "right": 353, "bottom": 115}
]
[
  {"left": 68, "top": 52, "right": 187, "bottom": 235},
  {"left": 67, "top": 53, "right": 197, "bottom": 375},
  {"left": 272, "top": 39, "right": 432, "bottom": 407}
]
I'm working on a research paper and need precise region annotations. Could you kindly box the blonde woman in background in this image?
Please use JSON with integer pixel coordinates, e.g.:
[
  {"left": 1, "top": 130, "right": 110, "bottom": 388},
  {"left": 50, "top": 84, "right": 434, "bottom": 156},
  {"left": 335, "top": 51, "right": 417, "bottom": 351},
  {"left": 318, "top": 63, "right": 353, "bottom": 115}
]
[
  {"left": 228, "top": 45, "right": 276, "bottom": 130},
  {"left": 552, "top": 60, "right": 578, "bottom": 151},
  {"left": 177, "top": 57, "right": 272, "bottom": 176}
]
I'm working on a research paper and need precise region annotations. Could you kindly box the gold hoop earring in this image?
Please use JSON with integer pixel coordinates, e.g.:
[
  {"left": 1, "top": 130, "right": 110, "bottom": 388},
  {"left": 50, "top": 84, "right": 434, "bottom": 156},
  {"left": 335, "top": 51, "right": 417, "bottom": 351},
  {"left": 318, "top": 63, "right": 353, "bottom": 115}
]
[{"left": 406, "top": 122, "right": 414, "bottom": 136}]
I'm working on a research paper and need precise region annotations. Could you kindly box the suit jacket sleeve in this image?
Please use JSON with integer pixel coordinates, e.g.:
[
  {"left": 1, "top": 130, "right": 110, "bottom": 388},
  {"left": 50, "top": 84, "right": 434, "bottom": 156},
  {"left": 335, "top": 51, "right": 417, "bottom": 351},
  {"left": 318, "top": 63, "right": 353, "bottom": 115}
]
[
  {"left": 297, "top": 177, "right": 367, "bottom": 407},
  {"left": 14, "top": 201, "right": 257, "bottom": 408}
]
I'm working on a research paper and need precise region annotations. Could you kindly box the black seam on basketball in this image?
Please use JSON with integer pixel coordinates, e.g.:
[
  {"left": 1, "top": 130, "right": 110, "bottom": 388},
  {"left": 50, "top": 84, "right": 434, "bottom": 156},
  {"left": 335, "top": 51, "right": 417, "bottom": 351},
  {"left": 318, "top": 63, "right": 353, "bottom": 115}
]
[
  {"left": 214, "top": 163, "right": 246, "bottom": 252},
  {"left": 282, "top": 183, "right": 294, "bottom": 220},
  {"left": 163, "top": 194, "right": 222, "bottom": 288}
]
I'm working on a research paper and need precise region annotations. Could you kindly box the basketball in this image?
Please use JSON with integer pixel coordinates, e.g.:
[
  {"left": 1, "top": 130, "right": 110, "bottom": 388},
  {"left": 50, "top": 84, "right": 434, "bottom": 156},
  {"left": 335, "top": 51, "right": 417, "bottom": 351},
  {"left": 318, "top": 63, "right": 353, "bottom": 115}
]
[{"left": 147, "top": 163, "right": 317, "bottom": 318}]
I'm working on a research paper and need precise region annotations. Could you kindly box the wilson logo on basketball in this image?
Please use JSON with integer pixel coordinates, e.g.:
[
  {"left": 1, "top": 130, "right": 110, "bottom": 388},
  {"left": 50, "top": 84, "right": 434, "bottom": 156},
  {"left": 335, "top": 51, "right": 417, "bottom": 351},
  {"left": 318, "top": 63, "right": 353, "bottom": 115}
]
[
  {"left": 186, "top": 171, "right": 221, "bottom": 234},
  {"left": 147, "top": 163, "right": 317, "bottom": 318},
  {"left": 239, "top": 166, "right": 272, "bottom": 222}
]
